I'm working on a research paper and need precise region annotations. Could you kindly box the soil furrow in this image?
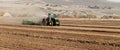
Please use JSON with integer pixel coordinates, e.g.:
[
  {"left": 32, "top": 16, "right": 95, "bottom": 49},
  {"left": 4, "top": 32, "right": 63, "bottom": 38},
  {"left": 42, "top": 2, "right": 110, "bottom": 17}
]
[{"left": 0, "top": 28, "right": 120, "bottom": 48}]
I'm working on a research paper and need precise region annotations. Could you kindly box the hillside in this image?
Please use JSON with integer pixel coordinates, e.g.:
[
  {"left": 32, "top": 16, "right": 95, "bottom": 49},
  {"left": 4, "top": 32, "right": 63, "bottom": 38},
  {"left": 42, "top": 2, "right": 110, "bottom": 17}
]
[{"left": 0, "top": 0, "right": 120, "bottom": 18}]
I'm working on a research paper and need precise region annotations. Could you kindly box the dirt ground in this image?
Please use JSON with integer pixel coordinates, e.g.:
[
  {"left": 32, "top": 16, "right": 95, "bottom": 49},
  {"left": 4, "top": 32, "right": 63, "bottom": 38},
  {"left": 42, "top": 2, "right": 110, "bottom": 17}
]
[{"left": 0, "top": 18, "right": 120, "bottom": 50}]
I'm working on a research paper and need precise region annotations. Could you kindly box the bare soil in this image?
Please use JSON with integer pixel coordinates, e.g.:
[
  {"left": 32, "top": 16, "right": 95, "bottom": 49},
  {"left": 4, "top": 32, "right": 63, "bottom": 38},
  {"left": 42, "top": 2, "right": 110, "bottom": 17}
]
[{"left": 0, "top": 18, "right": 120, "bottom": 50}]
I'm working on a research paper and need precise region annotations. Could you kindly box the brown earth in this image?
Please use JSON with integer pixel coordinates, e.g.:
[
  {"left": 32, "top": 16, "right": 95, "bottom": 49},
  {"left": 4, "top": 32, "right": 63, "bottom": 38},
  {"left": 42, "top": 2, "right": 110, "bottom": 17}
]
[
  {"left": 60, "top": 18, "right": 120, "bottom": 26},
  {"left": 0, "top": 18, "right": 120, "bottom": 50}
]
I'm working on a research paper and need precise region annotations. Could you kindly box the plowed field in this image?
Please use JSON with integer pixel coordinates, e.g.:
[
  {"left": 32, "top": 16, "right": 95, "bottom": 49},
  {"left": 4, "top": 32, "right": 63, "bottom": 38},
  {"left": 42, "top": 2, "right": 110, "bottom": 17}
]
[{"left": 0, "top": 18, "right": 120, "bottom": 50}]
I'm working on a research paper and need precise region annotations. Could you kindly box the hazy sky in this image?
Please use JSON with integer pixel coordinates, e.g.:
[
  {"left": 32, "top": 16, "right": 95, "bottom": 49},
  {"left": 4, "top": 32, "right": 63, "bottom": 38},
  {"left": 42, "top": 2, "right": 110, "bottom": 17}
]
[
  {"left": 0, "top": 0, "right": 18, "bottom": 1},
  {"left": 0, "top": 0, "right": 120, "bottom": 3},
  {"left": 109, "top": 0, "right": 120, "bottom": 2}
]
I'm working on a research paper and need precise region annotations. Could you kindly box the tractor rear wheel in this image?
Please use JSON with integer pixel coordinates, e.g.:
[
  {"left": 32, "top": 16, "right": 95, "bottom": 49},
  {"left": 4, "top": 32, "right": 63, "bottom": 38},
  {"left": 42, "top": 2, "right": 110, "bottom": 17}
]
[{"left": 41, "top": 19, "right": 47, "bottom": 26}]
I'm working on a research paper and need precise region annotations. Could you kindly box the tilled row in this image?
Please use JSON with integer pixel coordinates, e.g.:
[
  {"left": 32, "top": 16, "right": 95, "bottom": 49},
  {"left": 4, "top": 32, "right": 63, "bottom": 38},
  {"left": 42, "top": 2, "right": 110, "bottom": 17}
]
[
  {"left": 2, "top": 31, "right": 120, "bottom": 48},
  {"left": 0, "top": 28, "right": 120, "bottom": 50},
  {"left": 60, "top": 20, "right": 120, "bottom": 26},
  {"left": 0, "top": 30, "right": 86, "bottom": 50},
  {"left": 0, "top": 24, "right": 120, "bottom": 35},
  {"left": 62, "top": 24, "right": 120, "bottom": 29},
  {"left": 0, "top": 47, "right": 13, "bottom": 50}
]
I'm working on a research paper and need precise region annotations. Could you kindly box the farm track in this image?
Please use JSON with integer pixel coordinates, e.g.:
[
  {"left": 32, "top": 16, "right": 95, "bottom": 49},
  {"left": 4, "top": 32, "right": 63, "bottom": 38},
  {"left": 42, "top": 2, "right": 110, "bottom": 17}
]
[{"left": 0, "top": 20, "right": 120, "bottom": 50}]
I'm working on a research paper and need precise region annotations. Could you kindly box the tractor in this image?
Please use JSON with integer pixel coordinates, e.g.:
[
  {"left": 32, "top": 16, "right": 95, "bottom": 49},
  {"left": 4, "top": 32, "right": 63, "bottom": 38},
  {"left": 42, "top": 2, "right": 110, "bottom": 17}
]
[
  {"left": 41, "top": 13, "right": 60, "bottom": 26},
  {"left": 22, "top": 13, "right": 60, "bottom": 26}
]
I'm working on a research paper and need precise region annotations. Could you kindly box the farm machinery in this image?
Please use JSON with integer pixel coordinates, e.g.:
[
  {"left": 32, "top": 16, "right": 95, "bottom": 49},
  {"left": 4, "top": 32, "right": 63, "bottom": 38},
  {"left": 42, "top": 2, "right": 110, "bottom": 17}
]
[{"left": 22, "top": 13, "right": 60, "bottom": 26}]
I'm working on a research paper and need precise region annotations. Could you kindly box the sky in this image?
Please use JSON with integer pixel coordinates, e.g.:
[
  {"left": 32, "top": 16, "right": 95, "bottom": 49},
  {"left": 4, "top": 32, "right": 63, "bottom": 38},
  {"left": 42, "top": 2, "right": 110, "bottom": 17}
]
[
  {"left": 0, "top": 0, "right": 120, "bottom": 3},
  {"left": 109, "top": 0, "right": 120, "bottom": 2},
  {"left": 0, "top": 0, "right": 18, "bottom": 1}
]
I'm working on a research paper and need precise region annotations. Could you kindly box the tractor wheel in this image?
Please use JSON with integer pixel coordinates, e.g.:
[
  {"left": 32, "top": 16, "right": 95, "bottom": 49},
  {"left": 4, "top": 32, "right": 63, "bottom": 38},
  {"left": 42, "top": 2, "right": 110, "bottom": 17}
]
[
  {"left": 41, "top": 19, "right": 47, "bottom": 26},
  {"left": 49, "top": 21, "right": 54, "bottom": 26}
]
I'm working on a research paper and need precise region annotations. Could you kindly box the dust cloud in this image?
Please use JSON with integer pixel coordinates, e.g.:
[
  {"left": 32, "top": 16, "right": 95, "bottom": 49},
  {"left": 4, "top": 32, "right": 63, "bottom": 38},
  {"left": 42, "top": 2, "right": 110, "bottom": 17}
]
[
  {"left": 0, "top": 10, "right": 47, "bottom": 25},
  {"left": 0, "top": 3, "right": 48, "bottom": 25},
  {"left": 0, "top": 16, "right": 46, "bottom": 25}
]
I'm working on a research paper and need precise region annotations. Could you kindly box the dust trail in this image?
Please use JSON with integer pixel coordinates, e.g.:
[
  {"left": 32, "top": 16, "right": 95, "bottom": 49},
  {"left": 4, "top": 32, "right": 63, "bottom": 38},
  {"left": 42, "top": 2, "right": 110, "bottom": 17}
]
[
  {"left": 0, "top": 5, "right": 48, "bottom": 25},
  {"left": 0, "top": 11, "right": 47, "bottom": 25},
  {"left": 0, "top": 0, "right": 18, "bottom": 1},
  {"left": 0, "top": 11, "right": 48, "bottom": 25},
  {"left": 0, "top": 16, "right": 47, "bottom": 25}
]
